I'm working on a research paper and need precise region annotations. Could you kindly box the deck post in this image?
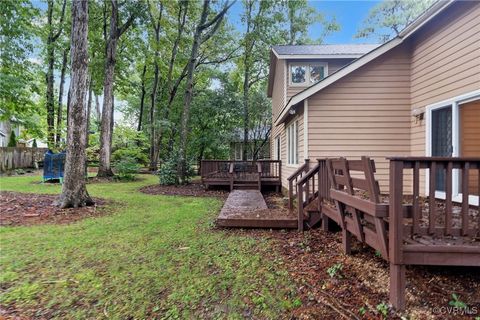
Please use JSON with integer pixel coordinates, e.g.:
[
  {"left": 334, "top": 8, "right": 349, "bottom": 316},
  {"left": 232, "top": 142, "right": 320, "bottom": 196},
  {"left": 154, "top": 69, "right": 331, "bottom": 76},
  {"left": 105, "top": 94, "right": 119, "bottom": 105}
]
[
  {"left": 389, "top": 159, "right": 405, "bottom": 310},
  {"left": 278, "top": 161, "right": 282, "bottom": 193},
  {"left": 297, "top": 183, "right": 304, "bottom": 231}
]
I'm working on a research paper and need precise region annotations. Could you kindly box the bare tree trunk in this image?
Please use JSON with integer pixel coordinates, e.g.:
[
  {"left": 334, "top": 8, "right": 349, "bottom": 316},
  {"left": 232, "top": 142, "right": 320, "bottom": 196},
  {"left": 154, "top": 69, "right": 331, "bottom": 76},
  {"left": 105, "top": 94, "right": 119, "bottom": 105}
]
[
  {"left": 97, "top": 0, "right": 135, "bottom": 177},
  {"left": 95, "top": 94, "right": 101, "bottom": 128},
  {"left": 58, "top": 0, "right": 93, "bottom": 208},
  {"left": 86, "top": 77, "right": 92, "bottom": 148},
  {"left": 178, "top": 0, "right": 232, "bottom": 183},
  {"left": 178, "top": 17, "right": 203, "bottom": 183},
  {"left": 137, "top": 62, "right": 147, "bottom": 132},
  {"left": 56, "top": 48, "right": 69, "bottom": 146},
  {"left": 156, "top": 1, "right": 187, "bottom": 161},
  {"left": 147, "top": 1, "right": 163, "bottom": 171},
  {"left": 46, "top": 0, "right": 67, "bottom": 148},
  {"left": 97, "top": 3, "right": 117, "bottom": 177}
]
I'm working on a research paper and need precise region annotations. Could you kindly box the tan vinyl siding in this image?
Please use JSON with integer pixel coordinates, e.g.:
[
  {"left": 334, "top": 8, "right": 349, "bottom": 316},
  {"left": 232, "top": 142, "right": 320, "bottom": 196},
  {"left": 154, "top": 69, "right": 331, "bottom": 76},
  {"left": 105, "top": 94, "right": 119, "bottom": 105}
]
[
  {"left": 286, "top": 58, "right": 354, "bottom": 100},
  {"left": 410, "top": 0, "right": 480, "bottom": 157},
  {"left": 307, "top": 45, "right": 412, "bottom": 191},
  {"left": 270, "top": 59, "right": 286, "bottom": 158}
]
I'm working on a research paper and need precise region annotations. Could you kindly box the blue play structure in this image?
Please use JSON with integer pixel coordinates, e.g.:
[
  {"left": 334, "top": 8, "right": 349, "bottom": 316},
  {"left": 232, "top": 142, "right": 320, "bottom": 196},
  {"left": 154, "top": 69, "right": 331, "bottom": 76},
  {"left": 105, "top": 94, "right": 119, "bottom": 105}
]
[{"left": 43, "top": 150, "right": 66, "bottom": 183}]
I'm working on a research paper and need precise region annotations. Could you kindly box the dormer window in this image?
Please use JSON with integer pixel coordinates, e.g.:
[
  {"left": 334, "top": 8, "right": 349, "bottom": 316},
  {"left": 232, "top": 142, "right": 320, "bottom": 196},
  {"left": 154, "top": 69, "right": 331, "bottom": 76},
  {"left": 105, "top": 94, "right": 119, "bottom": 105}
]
[{"left": 289, "top": 62, "right": 327, "bottom": 86}]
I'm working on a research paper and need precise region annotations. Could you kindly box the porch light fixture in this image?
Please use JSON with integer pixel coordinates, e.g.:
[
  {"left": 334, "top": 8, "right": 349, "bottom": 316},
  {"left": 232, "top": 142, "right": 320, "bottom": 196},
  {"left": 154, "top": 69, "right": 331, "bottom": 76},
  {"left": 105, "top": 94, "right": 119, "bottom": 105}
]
[
  {"left": 288, "top": 106, "right": 296, "bottom": 115},
  {"left": 412, "top": 108, "right": 424, "bottom": 122}
]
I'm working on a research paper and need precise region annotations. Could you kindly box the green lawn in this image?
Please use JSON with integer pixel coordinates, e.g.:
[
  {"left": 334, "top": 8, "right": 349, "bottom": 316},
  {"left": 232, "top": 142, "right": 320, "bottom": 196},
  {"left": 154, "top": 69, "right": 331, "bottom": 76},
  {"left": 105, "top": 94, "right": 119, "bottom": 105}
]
[{"left": 0, "top": 175, "right": 297, "bottom": 319}]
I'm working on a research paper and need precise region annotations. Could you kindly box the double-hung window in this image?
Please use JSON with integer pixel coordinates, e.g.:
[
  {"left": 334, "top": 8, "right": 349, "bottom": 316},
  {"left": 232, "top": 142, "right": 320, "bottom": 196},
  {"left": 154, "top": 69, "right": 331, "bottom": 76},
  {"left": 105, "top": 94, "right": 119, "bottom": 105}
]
[
  {"left": 286, "top": 120, "right": 298, "bottom": 165},
  {"left": 290, "top": 63, "right": 327, "bottom": 86}
]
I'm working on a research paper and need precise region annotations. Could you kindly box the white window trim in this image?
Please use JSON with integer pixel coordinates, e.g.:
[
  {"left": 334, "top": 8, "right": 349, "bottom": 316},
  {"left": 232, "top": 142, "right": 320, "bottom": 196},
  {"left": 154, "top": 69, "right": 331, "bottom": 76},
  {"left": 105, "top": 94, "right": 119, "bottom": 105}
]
[
  {"left": 425, "top": 89, "right": 480, "bottom": 206},
  {"left": 286, "top": 119, "right": 299, "bottom": 167},
  {"left": 303, "top": 99, "right": 309, "bottom": 160},
  {"left": 274, "top": 135, "right": 281, "bottom": 161},
  {"left": 289, "top": 62, "right": 328, "bottom": 87}
]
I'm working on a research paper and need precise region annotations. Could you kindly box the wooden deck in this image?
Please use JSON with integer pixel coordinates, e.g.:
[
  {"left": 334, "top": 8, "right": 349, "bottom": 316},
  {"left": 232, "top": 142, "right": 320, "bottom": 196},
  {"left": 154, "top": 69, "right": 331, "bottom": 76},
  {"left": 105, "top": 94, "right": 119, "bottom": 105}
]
[
  {"left": 201, "top": 160, "right": 281, "bottom": 191},
  {"left": 216, "top": 190, "right": 297, "bottom": 228},
  {"left": 292, "top": 156, "right": 480, "bottom": 310}
]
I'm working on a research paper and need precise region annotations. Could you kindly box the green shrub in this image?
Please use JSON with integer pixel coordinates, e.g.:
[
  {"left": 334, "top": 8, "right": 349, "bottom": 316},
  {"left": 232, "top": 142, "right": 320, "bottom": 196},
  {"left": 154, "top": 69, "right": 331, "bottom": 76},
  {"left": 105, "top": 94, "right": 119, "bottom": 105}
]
[
  {"left": 86, "top": 145, "right": 99, "bottom": 164},
  {"left": 158, "top": 153, "right": 195, "bottom": 185},
  {"left": 8, "top": 131, "right": 17, "bottom": 147},
  {"left": 114, "top": 156, "right": 140, "bottom": 181},
  {"left": 112, "top": 147, "right": 148, "bottom": 166}
]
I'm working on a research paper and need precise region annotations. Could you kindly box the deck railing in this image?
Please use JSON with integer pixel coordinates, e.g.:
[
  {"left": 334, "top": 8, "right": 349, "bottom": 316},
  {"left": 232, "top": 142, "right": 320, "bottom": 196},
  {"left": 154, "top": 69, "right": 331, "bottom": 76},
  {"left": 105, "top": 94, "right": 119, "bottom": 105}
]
[
  {"left": 388, "top": 157, "right": 480, "bottom": 309},
  {"left": 296, "top": 159, "right": 331, "bottom": 230},
  {"left": 200, "top": 160, "right": 231, "bottom": 179},
  {"left": 287, "top": 159, "right": 310, "bottom": 210},
  {"left": 201, "top": 160, "right": 281, "bottom": 190}
]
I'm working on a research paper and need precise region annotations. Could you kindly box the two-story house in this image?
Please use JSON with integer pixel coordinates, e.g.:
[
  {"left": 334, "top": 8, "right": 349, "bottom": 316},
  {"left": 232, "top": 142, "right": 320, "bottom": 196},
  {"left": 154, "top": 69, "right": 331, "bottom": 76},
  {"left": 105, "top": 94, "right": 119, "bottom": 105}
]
[
  {"left": 268, "top": 0, "right": 480, "bottom": 202},
  {"left": 267, "top": 44, "right": 379, "bottom": 186}
]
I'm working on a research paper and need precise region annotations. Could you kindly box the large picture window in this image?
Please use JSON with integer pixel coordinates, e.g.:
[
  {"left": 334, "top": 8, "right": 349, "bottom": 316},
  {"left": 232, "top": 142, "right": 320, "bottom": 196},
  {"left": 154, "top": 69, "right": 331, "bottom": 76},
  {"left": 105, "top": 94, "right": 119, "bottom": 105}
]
[
  {"left": 286, "top": 120, "right": 298, "bottom": 165},
  {"left": 290, "top": 63, "right": 327, "bottom": 86}
]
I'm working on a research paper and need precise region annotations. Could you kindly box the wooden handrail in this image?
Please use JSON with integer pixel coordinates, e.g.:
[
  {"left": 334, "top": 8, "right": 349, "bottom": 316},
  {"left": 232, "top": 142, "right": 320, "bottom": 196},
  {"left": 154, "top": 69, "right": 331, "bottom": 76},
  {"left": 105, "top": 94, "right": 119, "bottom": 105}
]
[
  {"left": 297, "top": 162, "right": 321, "bottom": 185},
  {"left": 287, "top": 159, "right": 310, "bottom": 211},
  {"left": 287, "top": 160, "right": 309, "bottom": 181}
]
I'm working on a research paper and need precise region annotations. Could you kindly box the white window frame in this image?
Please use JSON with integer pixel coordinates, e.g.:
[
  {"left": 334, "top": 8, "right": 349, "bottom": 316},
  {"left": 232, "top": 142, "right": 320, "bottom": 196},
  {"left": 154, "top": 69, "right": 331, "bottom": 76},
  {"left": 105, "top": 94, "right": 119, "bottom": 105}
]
[
  {"left": 286, "top": 119, "right": 299, "bottom": 166},
  {"left": 289, "top": 62, "right": 328, "bottom": 87},
  {"left": 274, "top": 135, "right": 281, "bottom": 161},
  {"left": 425, "top": 89, "right": 480, "bottom": 206}
]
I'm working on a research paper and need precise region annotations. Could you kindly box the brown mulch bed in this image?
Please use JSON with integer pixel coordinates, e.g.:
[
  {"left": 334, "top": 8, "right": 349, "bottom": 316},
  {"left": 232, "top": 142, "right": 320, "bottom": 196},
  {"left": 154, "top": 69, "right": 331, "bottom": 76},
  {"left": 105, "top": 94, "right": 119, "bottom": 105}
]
[
  {"left": 225, "top": 226, "right": 480, "bottom": 319},
  {"left": 140, "top": 181, "right": 229, "bottom": 198},
  {"left": 0, "top": 192, "right": 107, "bottom": 227},
  {"left": 221, "top": 192, "right": 480, "bottom": 319}
]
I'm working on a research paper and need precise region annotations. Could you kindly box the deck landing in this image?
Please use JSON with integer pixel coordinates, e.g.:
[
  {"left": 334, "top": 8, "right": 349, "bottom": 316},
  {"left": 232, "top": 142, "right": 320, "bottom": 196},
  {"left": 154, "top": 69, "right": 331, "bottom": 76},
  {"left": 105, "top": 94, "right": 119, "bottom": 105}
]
[{"left": 216, "top": 190, "right": 297, "bottom": 229}]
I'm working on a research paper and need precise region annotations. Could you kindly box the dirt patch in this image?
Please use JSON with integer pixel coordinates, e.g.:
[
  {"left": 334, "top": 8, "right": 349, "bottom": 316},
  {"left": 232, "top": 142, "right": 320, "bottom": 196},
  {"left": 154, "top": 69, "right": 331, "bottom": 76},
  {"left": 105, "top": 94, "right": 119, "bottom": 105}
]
[
  {"left": 0, "top": 192, "right": 108, "bottom": 227},
  {"left": 140, "top": 181, "right": 229, "bottom": 199}
]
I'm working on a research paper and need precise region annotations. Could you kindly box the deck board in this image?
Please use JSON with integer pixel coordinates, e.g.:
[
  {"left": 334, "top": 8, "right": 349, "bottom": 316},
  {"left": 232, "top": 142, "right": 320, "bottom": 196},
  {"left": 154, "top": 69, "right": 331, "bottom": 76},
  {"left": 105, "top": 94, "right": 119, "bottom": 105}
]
[{"left": 217, "top": 190, "right": 297, "bottom": 229}]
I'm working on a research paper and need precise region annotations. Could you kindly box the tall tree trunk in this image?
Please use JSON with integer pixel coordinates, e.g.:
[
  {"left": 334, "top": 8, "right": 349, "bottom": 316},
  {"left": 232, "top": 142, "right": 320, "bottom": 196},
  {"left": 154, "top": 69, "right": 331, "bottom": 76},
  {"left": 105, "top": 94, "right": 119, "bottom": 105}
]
[
  {"left": 147, "top": 1, "right": 163, "bottom": 171},
  {"left": 86, "top": 77, "right": 92, "bottom": 148},
  {"left": 178, "top": 0, "right": 232, "bottom": 183},
  {"left": 95, "top": 94, "right": 101, "bottom": 129},
  {"left": 178, "top": 21, "right": 203, "bottom": 183},
  {"left": 56, "top": 48, "right": 69, "bottom": 146},
  {"left": 46, "top": 0, "right": 66, "bottom": 148},
  {"left": 58, "top": 0, "right": 93, "bottom": 208},
  {"left": 97, "top": 0, "right": 135, "bottom": 177},
  {"left": 137, "top": 62, "right": 147, "bottom": 132},
  {"left": 97, "top": 2, "right": 117, "bottom": 177},
  {"left": 156, "top": 1, "right": 187, "bottom": 160},
  {"left": 45, "top": 2, "right": 56, "bottom": 147},
  {"left": 242, "top": 64, "right": 250, "bottom": 161}
]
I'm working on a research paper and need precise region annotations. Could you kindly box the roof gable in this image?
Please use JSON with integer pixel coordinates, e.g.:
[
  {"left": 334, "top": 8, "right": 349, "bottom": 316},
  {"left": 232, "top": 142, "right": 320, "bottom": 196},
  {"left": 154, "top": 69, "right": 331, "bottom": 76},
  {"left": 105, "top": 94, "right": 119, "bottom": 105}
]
[{"left": 274, "top": 0, "right": 455, "bottom": 125}]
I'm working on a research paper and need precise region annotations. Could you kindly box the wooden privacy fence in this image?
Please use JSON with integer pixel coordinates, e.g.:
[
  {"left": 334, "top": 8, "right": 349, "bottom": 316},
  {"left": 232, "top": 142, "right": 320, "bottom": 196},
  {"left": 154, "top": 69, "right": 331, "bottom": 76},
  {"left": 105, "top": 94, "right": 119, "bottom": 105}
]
[{"left": 0, "top": 147, "right": 48, "bottom": 172}]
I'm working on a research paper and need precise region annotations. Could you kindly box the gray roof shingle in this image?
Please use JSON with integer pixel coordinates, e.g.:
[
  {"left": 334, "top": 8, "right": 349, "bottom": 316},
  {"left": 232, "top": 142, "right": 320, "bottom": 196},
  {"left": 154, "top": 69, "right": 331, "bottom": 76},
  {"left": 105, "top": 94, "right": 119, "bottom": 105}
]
[{"left": 272, "top": 44, "right": 380, "bottom": 56}]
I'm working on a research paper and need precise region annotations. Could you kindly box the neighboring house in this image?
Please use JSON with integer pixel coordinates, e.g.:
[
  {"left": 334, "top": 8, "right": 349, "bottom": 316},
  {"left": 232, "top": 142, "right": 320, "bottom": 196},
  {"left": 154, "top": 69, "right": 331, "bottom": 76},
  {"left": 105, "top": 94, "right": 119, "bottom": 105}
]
[
  {"left": 0, "top": 119, "right": 23, "bottom": 147},
  {"left": 230, "top": 127, "right": 270, "bottom": 160},
  {"left": 269, "top": 0, "right": 480, "bottom": 201}
]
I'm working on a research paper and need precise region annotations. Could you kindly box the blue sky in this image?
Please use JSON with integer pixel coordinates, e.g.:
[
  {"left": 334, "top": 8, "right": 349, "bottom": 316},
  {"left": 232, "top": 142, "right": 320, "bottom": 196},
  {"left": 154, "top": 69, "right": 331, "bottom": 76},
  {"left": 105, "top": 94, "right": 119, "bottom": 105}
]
[{"left": 227, "top": 0, "right": 380, "bottom": 44}]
